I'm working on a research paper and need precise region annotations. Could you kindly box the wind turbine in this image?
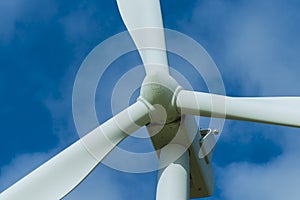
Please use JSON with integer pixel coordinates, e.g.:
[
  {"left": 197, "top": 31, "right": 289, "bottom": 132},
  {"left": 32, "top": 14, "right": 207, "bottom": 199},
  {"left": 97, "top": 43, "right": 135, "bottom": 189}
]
[{"left": 1, "top": 0, "right": 300, "bottom": 199}]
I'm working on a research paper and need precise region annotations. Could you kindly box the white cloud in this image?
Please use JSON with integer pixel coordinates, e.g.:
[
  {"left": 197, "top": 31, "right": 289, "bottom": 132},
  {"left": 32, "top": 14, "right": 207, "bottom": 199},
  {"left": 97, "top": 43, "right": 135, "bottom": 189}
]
[
  {"left": 179, "top": 0, "right": 300, "bottom": 96},
  {"left": 221, "top": 3, "right": 300, "bottom": 96},
  {"left": 217, "top": 149, "right": 300, "bottom": 200}
]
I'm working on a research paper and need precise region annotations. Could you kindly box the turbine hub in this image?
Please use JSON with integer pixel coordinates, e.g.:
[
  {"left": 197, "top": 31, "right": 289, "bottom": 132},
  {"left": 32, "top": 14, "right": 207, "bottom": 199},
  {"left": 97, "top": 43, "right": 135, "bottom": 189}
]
[{"left": 140, "top": 73, "right": 181, "bottom": 124}]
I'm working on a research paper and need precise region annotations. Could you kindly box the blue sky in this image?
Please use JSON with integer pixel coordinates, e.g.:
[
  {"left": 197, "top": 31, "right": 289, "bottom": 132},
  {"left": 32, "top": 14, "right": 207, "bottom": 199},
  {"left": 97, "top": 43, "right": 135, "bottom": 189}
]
[{"left": 1, "top": 0, "right": 300, "bottom": 199}]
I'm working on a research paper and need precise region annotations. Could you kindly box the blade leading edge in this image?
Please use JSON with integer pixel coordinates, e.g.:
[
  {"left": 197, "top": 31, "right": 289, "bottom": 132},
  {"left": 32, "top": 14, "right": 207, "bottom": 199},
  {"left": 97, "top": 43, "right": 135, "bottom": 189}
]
[
  {"left": 177, "top": 90, "right": 300, "bottom": 128},
  {"left": 0, "top": 101, "right": 150, "bottom": 200},
  {"left": 117, "top": 0, "right": 169, "bottom": 75}
]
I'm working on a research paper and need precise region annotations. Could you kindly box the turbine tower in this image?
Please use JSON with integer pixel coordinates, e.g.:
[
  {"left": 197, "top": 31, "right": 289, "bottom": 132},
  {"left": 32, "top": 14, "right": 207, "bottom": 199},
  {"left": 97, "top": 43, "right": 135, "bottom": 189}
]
[{"left": 0, "top": 0, "right": 299, "bottom": 199}]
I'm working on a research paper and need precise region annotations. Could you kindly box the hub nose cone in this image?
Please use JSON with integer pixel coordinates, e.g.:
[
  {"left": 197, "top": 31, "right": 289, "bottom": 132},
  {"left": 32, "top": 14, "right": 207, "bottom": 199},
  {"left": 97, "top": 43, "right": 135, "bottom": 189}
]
[{"left": 140, "top": 74, "right": 181, "bottom": 123}]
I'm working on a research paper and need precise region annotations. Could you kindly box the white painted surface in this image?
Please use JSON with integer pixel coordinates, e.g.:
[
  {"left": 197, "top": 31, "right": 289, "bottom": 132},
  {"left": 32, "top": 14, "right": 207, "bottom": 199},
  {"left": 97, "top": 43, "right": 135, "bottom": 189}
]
[
  {"left": 117, "top": 0, "right": 169, "bottom": 75},
  {"left": 177, "top": 90, "right": 300, "bottom": 127},
  {"left": 156, "top": 144, "right": 189, "bottom": 200}
]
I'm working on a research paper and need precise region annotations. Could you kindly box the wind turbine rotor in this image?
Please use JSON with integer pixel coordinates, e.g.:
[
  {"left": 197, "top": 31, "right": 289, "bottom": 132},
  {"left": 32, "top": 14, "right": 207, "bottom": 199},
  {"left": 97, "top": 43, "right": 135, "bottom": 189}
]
[{"left": 1, "top": 0, "right": 299, "bottom": 199}]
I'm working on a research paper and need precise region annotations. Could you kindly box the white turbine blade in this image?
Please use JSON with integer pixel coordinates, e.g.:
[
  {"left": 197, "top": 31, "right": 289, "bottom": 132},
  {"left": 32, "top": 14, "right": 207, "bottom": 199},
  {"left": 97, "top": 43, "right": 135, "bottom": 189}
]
[
  {"left": 176, "top": 90, "right": 300, "bottom": 128},
  {"left": 0, "top": 101, "right": 150, "bottom": 200},
  {"left": 116, "top": 0, "right": 169, "bottom": 75}
]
